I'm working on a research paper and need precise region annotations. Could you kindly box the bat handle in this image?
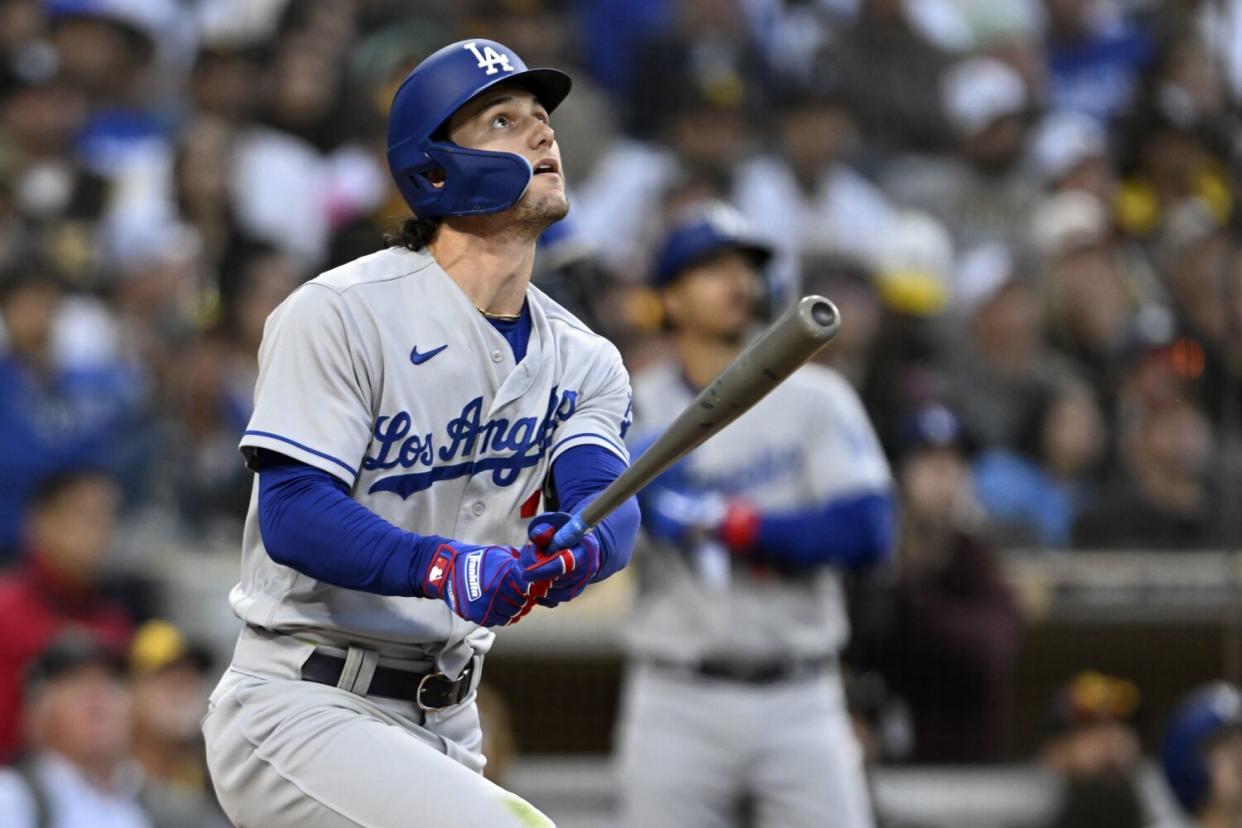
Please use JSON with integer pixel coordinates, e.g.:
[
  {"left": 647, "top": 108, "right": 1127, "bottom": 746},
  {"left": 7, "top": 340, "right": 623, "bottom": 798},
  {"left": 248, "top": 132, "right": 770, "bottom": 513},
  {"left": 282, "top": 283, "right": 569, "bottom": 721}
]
[{"left": 550, "top": 512, "right": 589, "bottom": 551}]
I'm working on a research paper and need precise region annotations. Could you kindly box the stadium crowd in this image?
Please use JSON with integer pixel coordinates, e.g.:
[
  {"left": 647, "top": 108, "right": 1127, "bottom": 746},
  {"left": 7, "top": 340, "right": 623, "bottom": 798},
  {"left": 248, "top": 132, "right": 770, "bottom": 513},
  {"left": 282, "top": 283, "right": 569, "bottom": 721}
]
[{"left": 0, "top": 0, "right": 1239, "bottom": 825}]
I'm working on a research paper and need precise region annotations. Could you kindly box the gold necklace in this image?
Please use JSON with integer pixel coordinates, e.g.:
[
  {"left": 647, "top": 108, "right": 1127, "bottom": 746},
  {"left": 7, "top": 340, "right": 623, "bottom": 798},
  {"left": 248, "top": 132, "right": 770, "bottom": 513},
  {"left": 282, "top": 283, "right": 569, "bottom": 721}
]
[{"left": 475, "top": 305, "right": 522, "bottom": 322}]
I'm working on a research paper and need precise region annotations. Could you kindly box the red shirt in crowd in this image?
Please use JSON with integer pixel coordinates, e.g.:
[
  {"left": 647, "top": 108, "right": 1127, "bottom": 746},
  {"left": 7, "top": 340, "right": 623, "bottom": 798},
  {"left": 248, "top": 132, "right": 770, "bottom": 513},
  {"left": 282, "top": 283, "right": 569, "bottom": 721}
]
[{"left": 0, "top": 553, "right": 133, "bottom": 761}]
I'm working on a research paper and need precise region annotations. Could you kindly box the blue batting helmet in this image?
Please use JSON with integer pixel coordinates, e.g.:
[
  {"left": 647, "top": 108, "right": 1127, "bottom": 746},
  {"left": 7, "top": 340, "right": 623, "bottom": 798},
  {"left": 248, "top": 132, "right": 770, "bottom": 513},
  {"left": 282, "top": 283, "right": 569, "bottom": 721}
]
[
  {"left": 386, "top": 39, "right": 571, "bottom": 218},
  {"left": 1161, "top": 682, "right": 1242, "bottom": 815},
  {"left": 652, "top": 203, "right": 773, "bottom": 287}
]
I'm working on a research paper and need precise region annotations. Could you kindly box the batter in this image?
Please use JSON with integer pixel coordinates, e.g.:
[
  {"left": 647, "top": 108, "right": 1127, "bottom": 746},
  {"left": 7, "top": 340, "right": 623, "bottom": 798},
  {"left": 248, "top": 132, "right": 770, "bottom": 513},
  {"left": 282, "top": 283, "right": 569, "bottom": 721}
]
[{"left": 201, "top": 39, "right": 639, "bottom": 828}]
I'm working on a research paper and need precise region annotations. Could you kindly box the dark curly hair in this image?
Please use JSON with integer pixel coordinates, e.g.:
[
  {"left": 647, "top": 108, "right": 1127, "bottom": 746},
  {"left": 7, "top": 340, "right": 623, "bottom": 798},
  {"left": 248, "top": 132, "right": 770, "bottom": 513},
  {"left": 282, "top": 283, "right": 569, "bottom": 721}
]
[{"left": 387, "top": 215, "right": 443, "bottom": 252}]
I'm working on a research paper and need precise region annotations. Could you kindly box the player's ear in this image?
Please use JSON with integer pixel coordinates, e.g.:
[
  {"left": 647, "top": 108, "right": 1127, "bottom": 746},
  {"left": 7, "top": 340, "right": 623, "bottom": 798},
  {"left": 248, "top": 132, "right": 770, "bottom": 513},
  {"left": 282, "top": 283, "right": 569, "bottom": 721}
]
[{"left": 660, "top": 284, "right": 686, "bottom": 330}]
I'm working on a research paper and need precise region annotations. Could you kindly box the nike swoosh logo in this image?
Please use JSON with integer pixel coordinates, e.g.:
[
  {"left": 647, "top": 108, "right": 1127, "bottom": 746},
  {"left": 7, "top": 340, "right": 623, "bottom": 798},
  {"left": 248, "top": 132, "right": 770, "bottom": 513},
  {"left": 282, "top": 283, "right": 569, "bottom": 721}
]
[{"left": 410, "top": 344, "right": 448, "bottom": 365}]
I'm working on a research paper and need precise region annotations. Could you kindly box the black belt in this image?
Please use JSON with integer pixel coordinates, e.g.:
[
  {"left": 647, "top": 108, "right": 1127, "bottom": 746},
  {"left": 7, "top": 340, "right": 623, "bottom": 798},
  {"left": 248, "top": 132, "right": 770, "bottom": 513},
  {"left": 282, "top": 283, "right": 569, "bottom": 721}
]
[
  {"left": 301, "top": 651, "right": 475, "bottom": 711},
  {"left": 647, "top": 655, "right": 835, "bottom": 685}
]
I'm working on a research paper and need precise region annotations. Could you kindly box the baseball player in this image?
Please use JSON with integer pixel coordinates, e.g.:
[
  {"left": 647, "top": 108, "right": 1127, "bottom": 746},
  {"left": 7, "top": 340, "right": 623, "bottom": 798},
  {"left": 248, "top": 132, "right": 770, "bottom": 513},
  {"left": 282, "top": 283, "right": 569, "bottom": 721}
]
[
  {"left": 200, "top": 39, "right": 639, "bottom": 828},
  {"left": 1161, "top": 682, "right": 1242, "bottom": 828},
  {"left": 618, "top": 204, "right": 896, "bottom": 828}
]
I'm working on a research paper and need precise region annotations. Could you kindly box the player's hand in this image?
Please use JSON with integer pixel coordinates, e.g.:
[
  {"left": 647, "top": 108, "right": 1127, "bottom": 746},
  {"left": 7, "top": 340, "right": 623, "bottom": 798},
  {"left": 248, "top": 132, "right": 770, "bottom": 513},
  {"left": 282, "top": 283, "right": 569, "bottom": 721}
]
[
  {"left": 640, "top": 485, "right": 760, "bottom": 554},
  {"left": 419, "top": 541, "right": 532, "bottom": 627},
  {"left": 639, "top": 484, "right": 726, "bottom": 546},
  {"left": 518, "top": 511, "right": 602, "bottom": 608}
]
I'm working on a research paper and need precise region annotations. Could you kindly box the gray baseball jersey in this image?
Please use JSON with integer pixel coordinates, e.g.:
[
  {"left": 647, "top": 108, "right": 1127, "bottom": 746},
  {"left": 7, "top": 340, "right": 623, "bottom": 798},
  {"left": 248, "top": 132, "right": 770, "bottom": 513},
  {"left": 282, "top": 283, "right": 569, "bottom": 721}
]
[
  {"left": 231, "top": 245, "right": 632, "bottom": 672},
  {"left": 619, "top": 358, "right": 888, "bottom": 828},
  {"left": 625, "top": 359, "right": 891, "bottom": 663}
]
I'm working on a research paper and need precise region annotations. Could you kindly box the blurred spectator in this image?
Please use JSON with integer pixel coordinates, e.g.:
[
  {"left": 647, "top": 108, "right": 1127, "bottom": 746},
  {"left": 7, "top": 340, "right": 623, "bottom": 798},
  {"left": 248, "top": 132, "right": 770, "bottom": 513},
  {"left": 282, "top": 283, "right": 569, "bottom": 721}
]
[
  {"left": 574, "top": 79, "right": 755, "bottom": 277},
  {"left": 128, "top": 620, "right": 228, "bottom": 827},
  {"left": 1043, "top": 0, "right": 1155, "bottom": 122},
  {"left": 1027, "top": 109, "right": 1117, "bottom": 201},
  {"left": 0, "top": 633, "right": 150, "bottom": 827},
  {"left": 0, "top": 54, "right": 111, "bottom": 289},
  {"left": 0, "top": 260, "right": 139, "bottom": 557},
  {"left": 166, "top": 117, "right": 264, "bottom": 290},
  {"left": 943, "top": 243, "right": 1076, "bottom": 450},
  {"left": 855, "top": 210, "right": 955, "bottom": 443},
  {"left": 826, "top": 0, "right": 956, "bottom": 154},
  {"left": 574, "top": 0, "right": 671, "bottom": 104},
  {"left": 1073, "top": 396, "right": 1220, "bottom": 549},
  {"left": 1037, "top": 671, "right": 1149, "bottom": 828},
  {"left": 849, "top": 404, "right": 1021, "bottom": 763},
  {"left": 1114, "top": 103, "right": 1231, "bottom": 243},
  {"left": 259, "top": 31, "right": 350, "bottom": 153},
  {"left": 1033, "top": 190, "right": 1167, "bottom": 389},
  {"left": 1192, "top": 0, "right": 1242, "bottom": 104},
  {"left": 0, "top": 0, "right": 44, "bottom": 53},
  {"left": 884, "top": 56, "right": 1037, "bottom": 252},
  {"left": 734, "top": 82, "right": 898, "bottom": 298},
  {"left": 1150, "top": 204, "right": 1240, "bottom": 426},
  {"left": 1161, "top": 682, "right": 1242, "bottom": 828},
  {"left": 0, "top": 470, "right": 132, "bottom": 762},
  {"left": 623, "top": 0, "right": 773, "bottom": 140},
  {"left": 161, "top": 246, "right": 298, "bottom": 531},
  {"left": 973, "top": 379, "right": 1105, "bottom": 549},
  {"left": 871, "top": 209, "right": 954, "bottom": 321},
  {"left": 186, "top": 45, "right": 259, "bottom": 127},
  {"left": 45, "top": 0, "right": 178, "bottom": 177}
]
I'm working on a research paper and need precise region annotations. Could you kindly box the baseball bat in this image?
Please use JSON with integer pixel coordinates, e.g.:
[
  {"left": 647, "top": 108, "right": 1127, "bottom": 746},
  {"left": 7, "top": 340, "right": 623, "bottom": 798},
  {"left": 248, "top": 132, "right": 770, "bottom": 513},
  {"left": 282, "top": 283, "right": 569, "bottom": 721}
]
[{"left": 551, "top": 295, "right": 842, "bottom": 549}]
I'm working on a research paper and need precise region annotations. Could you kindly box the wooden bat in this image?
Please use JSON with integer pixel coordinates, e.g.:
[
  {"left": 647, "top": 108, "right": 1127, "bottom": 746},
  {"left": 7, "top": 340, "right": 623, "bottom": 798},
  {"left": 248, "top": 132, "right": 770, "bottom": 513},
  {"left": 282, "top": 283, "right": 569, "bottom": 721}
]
[{"left": 551, "top": 295, "right": 842, "bottom": 549}]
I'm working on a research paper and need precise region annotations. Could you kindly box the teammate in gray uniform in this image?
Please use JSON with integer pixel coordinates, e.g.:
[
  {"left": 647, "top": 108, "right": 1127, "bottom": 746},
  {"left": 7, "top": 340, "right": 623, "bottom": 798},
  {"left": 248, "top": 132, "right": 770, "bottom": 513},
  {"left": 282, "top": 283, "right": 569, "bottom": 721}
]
[
  {"left": 618, "top": 203, "right": 896, "bottom": 828},
  {"left": 201, "top": 40, "right": 639, "bottom": 828}
]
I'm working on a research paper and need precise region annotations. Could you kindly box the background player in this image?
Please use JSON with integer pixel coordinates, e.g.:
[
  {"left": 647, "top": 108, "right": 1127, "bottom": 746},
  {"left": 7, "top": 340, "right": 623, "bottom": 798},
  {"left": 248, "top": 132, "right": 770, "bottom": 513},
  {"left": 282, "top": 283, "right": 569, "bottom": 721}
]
[
  {"left": 200, "top": 39, "right": 639, "bottom": 827},
  {"left": 618, "top": 203, "right": 896, "bottom": 828},
  {"left": 1161, "top": 682, "right": 1242, "bottom": 828}
]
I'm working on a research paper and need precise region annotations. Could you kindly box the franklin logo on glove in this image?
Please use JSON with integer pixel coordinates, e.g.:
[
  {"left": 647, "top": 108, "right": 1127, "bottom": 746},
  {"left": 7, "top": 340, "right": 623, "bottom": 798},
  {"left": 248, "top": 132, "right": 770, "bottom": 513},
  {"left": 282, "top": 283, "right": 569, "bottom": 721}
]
[{"left": 466, "top": 552, "right": 484, "bottom": 601}]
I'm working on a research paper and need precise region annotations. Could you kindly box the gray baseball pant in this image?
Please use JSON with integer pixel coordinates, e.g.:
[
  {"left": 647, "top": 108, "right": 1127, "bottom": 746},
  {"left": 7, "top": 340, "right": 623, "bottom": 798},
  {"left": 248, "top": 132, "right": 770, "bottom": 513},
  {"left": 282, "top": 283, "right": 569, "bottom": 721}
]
[
  {"left": 202, "top": 627, "right": 553, "bottom": 828},
  {"left": 616, "top": 662, "right": 875, "bottom": 828}
]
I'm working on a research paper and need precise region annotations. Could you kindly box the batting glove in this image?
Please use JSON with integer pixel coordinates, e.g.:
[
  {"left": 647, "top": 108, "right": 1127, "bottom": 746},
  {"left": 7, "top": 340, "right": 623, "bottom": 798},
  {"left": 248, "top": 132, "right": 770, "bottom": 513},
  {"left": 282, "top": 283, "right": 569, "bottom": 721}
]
[
  {"left": 640, "top": 485, "right": 726, "bottom": 546},
  {"left": 518, "top": 511, "right": 602, "bottom": 608},
  {"left": 420, "top": 541, "right": 532, "bottom": 627},
  {"left": 640, "top": 484, "right": 761, "bottom": 554}
]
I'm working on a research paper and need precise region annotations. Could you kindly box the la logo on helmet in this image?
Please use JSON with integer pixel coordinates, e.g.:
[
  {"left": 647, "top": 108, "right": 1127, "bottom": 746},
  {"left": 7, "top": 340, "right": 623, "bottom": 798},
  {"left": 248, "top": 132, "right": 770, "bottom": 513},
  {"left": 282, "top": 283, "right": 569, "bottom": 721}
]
[{"left": 463, "top": 42, "right": 514, "bottom": 75}]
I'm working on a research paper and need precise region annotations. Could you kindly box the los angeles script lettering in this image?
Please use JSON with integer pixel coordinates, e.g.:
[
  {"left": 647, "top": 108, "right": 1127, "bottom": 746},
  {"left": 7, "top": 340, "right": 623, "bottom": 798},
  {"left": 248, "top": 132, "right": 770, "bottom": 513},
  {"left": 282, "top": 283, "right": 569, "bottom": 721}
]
[{"left": 362, "top": 387, "right": 577, "bottom": 497}]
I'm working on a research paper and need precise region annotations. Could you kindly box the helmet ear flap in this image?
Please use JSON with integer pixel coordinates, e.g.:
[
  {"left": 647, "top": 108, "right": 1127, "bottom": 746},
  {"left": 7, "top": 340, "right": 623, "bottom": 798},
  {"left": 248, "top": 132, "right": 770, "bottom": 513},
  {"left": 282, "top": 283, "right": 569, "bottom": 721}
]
[{"left": 398, "top": 143, "right": 531, "bottom": 217}]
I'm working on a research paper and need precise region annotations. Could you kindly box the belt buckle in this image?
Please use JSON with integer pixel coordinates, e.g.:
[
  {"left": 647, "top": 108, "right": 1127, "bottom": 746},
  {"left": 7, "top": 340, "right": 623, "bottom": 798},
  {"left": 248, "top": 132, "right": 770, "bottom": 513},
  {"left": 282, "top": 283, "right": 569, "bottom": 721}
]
[{"left": 416, "top": 671, "right": 448, "bottom": 712}]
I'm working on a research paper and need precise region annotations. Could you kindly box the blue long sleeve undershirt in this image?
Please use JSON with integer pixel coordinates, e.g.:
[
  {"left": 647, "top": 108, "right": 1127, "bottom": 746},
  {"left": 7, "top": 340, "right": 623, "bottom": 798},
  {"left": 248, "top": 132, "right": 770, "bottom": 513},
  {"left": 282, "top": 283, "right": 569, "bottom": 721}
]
[
  {"left": 548, "top": 446, "right": 639, "bottom": 582},
  {"left": 751, "top": 491, "right": 897, "bottom": 571},
  {"left": 254, "top": 444, "right": 639, "bottom": 596}
]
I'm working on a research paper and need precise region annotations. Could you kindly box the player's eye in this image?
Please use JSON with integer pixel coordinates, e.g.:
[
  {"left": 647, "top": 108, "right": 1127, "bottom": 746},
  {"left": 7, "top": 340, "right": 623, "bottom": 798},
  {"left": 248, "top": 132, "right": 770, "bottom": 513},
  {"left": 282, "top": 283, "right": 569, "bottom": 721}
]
[{"left": 490, "top": 115, "right": 511, "bottom": 129}]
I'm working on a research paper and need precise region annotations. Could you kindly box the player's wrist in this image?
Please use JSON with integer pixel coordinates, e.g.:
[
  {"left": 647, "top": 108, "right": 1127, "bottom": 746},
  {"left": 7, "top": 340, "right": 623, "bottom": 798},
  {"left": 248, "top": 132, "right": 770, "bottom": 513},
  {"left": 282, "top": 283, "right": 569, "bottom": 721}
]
[
  {"left": 718, "top": 499, "right": 761, "bottom": 554},
  {"left": 408, "top": 533, "right": 454, "bottom": 599}
]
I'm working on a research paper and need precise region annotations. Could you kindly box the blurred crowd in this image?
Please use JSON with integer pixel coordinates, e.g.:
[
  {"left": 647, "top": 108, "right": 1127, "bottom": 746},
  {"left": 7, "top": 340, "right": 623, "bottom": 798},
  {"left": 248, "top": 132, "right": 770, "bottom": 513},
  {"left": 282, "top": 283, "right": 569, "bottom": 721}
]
[{"left": 0, "top": 0, "right": 1241, "bottom": 825}]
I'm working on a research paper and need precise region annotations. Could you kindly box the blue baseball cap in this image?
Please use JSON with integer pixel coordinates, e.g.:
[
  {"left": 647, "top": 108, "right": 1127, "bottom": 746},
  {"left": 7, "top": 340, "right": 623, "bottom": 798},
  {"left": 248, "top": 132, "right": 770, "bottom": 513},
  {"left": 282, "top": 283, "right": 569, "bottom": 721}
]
[
  {"left": 652, "top": 203, "right": 773, "bottom": 288},
  {"left": 1163, "top": 682, "right": 1242, "bottom": 814}
]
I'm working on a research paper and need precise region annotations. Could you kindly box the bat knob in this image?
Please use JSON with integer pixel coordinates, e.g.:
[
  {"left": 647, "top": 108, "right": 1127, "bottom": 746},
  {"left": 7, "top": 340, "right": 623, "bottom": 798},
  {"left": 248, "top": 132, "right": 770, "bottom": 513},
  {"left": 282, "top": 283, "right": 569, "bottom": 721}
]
[
  {"left": 799, "top": 295, "right": 841, "bottom": 340},
  {"left": 810, "top": 300, "right": 836, "bottom": 328}
]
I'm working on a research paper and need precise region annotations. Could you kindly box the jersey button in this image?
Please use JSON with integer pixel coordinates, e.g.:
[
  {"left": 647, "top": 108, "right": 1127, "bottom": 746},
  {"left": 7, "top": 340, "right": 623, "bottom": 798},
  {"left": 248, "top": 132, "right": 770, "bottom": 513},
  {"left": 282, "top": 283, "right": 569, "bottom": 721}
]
[
  {"left": 472, "top": 502, "right": 486, "bottom": 517},
  {"left": 491, "top": 350, "right": 503, "bottom": 363}
]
